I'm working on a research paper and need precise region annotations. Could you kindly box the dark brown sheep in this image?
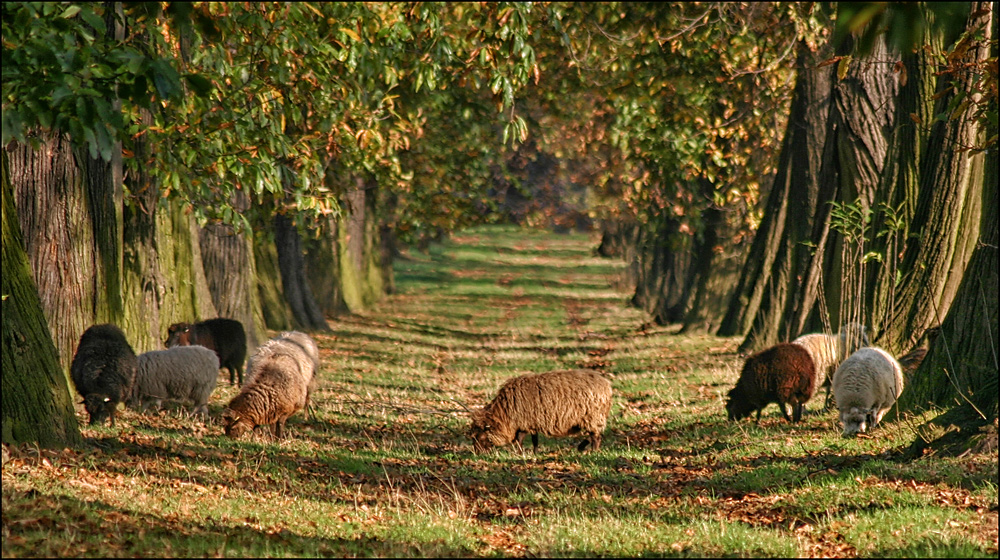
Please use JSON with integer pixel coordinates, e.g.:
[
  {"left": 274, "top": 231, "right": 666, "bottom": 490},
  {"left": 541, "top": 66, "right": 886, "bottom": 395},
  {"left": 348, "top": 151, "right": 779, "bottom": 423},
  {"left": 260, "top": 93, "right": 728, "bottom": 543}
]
[
  {"left": 469, "top": 368, "right": 613, "bottom": 453},
  {"left": 221, "top": 345, "right": 309, "bottom": 439},
  {"left": 70, "top": 324, "right": 138, "bottom": 427},
  {"left": 726, "top": 343, "right": 816, "bottom": 423},
  {"left": 166, "top": 318, "right": 247, "bottom": 386}
]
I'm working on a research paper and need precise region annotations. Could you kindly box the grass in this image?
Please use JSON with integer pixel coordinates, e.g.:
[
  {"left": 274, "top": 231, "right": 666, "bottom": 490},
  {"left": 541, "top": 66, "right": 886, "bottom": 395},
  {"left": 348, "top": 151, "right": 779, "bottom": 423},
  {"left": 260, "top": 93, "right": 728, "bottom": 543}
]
[{"left": 3, "top": 224, "right": 997, "bottom": 557}]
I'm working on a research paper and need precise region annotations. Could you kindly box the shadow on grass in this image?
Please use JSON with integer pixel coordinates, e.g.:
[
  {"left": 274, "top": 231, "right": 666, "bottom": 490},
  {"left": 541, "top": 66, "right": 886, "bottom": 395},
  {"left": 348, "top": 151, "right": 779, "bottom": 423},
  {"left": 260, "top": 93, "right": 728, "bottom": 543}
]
[{"left": 1, "top": 488, "right": 473, "bottom": 557}]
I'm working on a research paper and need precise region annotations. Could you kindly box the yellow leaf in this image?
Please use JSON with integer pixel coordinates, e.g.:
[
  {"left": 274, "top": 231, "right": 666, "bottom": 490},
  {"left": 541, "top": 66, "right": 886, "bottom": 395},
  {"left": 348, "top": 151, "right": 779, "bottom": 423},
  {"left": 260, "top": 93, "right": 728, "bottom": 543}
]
[
  {"left": 837, "top": 56, "right": 852, "bottom": 81},
  {"left": 340, "top": 27, "right": 361, "bottom": 42}
]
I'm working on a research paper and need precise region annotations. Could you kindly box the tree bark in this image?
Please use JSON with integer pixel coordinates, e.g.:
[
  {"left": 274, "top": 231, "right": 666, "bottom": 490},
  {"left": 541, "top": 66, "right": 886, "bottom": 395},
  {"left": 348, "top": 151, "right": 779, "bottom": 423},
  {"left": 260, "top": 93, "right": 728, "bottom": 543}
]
[
  {"left": 10, "top": 133, "right": 102, "bottom": 384},
  {"left": 274, "top": 212, "right": 330, "bottom": 330},
  {"left": 883, "top": 2, "right": 990, "bottom": 353},
  {"left": 776, "top": 31, "right": 897, "bottom": 351},
  {"left": 864, "top": 14, "right": 941, "bottom": 351},
  {"left": 2, "top": 152, "right": 83, "bottom": 447},
  {"left": 718, "top": 39, "right": 834, "bottom": 349},
  {"left": 199, "top": 216, "right": 267, "bottom": 351},
  {"left": 897, "top": 1, "right": 996, "bottom": 422}
]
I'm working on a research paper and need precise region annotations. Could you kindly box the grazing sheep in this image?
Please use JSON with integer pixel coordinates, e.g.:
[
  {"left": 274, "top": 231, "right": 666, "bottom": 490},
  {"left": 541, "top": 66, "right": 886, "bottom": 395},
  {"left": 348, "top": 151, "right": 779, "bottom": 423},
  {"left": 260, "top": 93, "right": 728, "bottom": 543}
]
[
  {"left": 221, "top": 341, "right": 311, "bottom": 439},
  {"left": 128, "top": 345, "right": 220, "bottom": 418},
  {"left": 468, "top": 368, "right": 613, "bottom": 453},
  {"left": 244, "top": 331, "right": 319, "bottom": 419},
  {"left": 832, "top": 347, "right": 904, "bottom": 436},
  {"left": 726, "top": 343, "right": 816, "bottom": 423},
  {"left": 166, "top": 318, "right": 247, "bottom": 386},
  {"left": 792, "top": 322, "right": 870, "bottom": 408},
  {"left": 70, "top": 324, "right": 138, "bottom": 427}
]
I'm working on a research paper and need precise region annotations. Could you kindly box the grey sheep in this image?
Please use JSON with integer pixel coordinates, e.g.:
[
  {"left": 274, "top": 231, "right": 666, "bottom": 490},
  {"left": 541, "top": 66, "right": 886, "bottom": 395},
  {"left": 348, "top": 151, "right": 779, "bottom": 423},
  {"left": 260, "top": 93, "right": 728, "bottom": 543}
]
[
  {"left": 832, "top": 346, "right": 904, "bottom": 436},
  {"left": 468, "top": 368, "right": 613, "bottom": 453},
  {"left": 70, "top": 324, "right": 138, "bottom": 427},
  {"left": 127, "top": 345, "right": 220, "bottom": 417},
  {"left": 725, "top": 343, "right": 816, "bottom": 423},
  {"left": 792, "top": 322, "right": 870, "bottom": 407},
  {"left": 222, "top": 340, "right": 311, "bottom": 439},
  {"left": 166, "top": 318, "right": 247, "bottom": 386}
]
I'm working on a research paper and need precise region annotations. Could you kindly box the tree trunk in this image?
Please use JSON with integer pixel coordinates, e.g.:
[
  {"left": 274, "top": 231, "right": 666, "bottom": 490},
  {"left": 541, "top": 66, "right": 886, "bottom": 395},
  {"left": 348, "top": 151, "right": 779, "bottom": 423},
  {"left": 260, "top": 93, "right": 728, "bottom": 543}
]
[
  {"left": 718, "top": 39, "right": 834, "bottom": 349},
  {"left": 199, "top": 217, "right": 267, "bottom": 351},
  {"left": 10, "top": 134, "right": 103, "bottom": 384},
  {"left": 897, "top": 1, "right": 996, "bottom": 422},
  {"left": 274, "top": 212, "right": 330, "bottom": 330},
  {"left": 2, "top": 152, "right": 83, "bottom": 447},
  {"left": 882, "top": 2, "right": 990, "bottom": 353},
  {"left": 254, "top": 227, "right": 294, "bottom": 331},
  {"left": 775, "top": 31, "right": 897, "bottom": 353},
  {"left": 864, "top": 14, "right": 941, "bottom": 351},
  {"left": 304, "top": 214, "right": 348, "bottom": 317}
]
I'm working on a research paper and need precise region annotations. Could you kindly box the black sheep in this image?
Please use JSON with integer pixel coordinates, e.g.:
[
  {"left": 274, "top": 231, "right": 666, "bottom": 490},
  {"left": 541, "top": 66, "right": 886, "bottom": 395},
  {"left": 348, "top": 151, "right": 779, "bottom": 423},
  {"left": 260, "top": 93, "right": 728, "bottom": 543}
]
[
  {"left": 165, "top": 318, "right": 247, "bottom": 385},
  {"left": 70, "top": 324, "right": 138, "bottom": 427},
  {"left": 726, "top": 343, "right": 816, "bottom": 423}
]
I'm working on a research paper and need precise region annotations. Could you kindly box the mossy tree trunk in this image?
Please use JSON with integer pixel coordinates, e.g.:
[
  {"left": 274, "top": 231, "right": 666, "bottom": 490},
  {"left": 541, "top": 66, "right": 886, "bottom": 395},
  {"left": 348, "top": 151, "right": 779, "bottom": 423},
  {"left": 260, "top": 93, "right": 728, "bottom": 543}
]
[
  {"left": 275, "top": 210, "right": 330, "bottom": 331},
  {"left": 2, "top": 152, "right": 83, "bottom": 447},
  {"left": 897, "top": 2, "right": 996, "bottom": 422},
  {"left": 881, "top": 2, "right": 989, "bottom": 353},
  {"left": 304, "top": 215, "right": 348, "bottom": 317}
]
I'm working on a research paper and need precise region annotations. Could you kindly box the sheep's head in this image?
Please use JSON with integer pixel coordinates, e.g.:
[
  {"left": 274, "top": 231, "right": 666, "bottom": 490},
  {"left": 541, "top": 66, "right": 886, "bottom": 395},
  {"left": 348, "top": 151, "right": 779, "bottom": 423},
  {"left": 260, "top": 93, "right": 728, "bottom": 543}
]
[
  {"left": 222, "top": 408, "right": 252, "bottom": 438},
  {"left": 725, "top": 386, "right": 754, "bottom": 421},
  {"left": 468, "top": 408, "right": 503, "bottom": 453},
  {"left": 165, "top": 323, "right": 191, "bottom": 348},
  {"left": 839, "top": 406, "right": 873, "bottom": 436},
  {"left": 83, "top": 393, "right": 115, "bottom": 425}
]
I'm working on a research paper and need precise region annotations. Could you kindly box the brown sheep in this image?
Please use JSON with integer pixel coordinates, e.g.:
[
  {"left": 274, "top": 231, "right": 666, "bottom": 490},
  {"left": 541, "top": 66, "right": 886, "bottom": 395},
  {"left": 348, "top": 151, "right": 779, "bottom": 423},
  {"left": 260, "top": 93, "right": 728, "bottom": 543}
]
[
  {"left": 221, "top": 346, "right": 309, "bottom": 439},
  {"left": 726, "top": 343, "right": 816, "bottom": 423},
  {"left": 468, "top": 368, "right": 613, "bottom": 453}
]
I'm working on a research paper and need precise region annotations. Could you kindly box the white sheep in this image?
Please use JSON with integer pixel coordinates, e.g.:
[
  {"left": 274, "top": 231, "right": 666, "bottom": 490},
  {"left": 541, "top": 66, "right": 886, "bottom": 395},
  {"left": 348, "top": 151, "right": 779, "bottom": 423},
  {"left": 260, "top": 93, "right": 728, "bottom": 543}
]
[
  {"left": 832, "top": 346, "right": 904, "bottom": 436},
  {"left": 128, "top": 345, "right": 220, "bottom": 417},
  {"left": 792, "top": 322, "right": 870, "bottom": 407}
]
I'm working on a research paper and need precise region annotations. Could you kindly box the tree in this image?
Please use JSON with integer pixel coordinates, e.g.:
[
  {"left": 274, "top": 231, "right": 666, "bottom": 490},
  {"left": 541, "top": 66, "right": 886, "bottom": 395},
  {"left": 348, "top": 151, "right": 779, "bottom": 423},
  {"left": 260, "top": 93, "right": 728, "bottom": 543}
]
[
  {"left": 2, "top": 152, "right": 82, "bottom": 447},
  {"left": 898, "top": 2, "right": 997, "bottom": 425}
]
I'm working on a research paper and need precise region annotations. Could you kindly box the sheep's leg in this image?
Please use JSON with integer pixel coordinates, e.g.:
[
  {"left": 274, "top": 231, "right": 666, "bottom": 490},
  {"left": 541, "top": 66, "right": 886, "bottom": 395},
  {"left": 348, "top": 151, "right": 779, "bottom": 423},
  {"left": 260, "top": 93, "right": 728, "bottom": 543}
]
[
  {"left": 236, "top": 365, "right": 243, "bottom": 387},
  {"left": 778, "top": 402, "right": 793, "bottom": 423},
  {"left": 531, "top": 433, "right": 539, "bottom": 453},
  {"left": 755, "top": 408, "right": 763, "bottom": 424},
  {"left": 513, "top": 431, "right": 527, "bottom": 452},
  {"left": 792, "top": 402, "right": 803, "bottom": 423}
]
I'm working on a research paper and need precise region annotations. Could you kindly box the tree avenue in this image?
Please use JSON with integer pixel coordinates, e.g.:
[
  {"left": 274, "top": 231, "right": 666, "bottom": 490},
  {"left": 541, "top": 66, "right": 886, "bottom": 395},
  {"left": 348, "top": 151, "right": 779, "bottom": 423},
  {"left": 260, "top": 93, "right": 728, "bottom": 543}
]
[{"left": 2, "top": 1, "right": 995, "bottom": 449}]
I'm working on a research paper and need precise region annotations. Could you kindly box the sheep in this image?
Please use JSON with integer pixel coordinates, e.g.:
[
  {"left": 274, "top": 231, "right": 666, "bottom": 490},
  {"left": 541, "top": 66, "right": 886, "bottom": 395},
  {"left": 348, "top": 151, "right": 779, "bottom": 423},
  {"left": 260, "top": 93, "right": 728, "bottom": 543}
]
[
  {"left": 832, "top": 346, "right": 904, "bottom": 436},
  {"left": 127, "top": 345, "right": 220, "bottom": 418},
  {"left": 468, "top": 368, "right": 613, "bottom": 453},
  {"left": 70, "top": 324, "right": 138, "bottom": 427},
  {"left": 792, "top": 322, "right": 870, "bottom": 408},
  {"left": 244, "top": 331, "right": 319, "bottom": 419},
  {"left": 221, "top": 340, "right": 311, "bottom": 439},
  {"left": 725, "top": 342, "right": 816, "bottom": 423},
  {"left": 165, "top": 318, "right": 247, "bottom": 386}
]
